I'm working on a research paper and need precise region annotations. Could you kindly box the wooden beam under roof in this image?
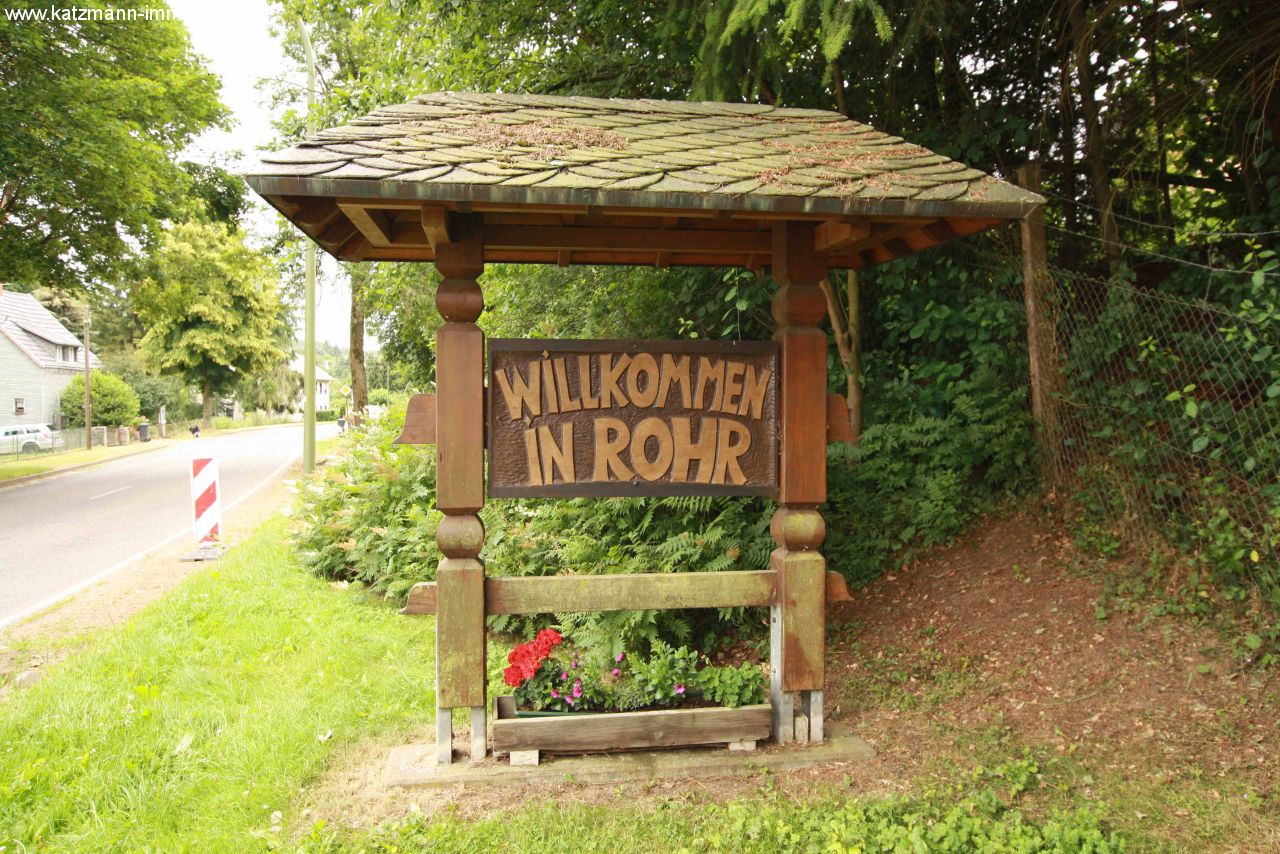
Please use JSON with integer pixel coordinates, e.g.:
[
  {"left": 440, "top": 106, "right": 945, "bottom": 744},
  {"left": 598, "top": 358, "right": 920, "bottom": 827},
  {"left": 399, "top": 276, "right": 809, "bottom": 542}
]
[
  {"left": 337, "top": 202, "right": 393, "bottom": 247},
  {"left": 482, "top": 224, "right": 771, "bottom": 254}
]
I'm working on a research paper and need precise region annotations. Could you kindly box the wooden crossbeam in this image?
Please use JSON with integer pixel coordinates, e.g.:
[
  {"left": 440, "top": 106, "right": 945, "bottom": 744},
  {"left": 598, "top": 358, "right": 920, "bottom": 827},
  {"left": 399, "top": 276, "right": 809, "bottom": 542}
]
[
  {"left": 483, "top": 224, "right": 770, "bottom": 254},
  {"left": 492, "top": 704, "right": 771, "bottom": 753},
  {"left": 402, "top": 569, "right": 852, "bottom": 615},
  {"left": 338, "top": 203, "right": 393, "bottom": 247},
  {"left": 293, "top": 198, "right": 342, "bottom": 231},
  {"left": 403, "top": 570, "right": 776, "bottom": 616}
]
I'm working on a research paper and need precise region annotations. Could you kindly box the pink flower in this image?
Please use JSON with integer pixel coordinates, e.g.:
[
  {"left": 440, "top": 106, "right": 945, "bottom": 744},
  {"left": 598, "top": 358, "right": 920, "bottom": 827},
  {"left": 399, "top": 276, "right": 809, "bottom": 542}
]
[
  {"left": 611, "top": 668, "right": 620, "bottom": 676},
  {"left": 561, "top": 671, "right": 568, "bottom": 680},
  {"left": 572, "top": 679, "right": 583, "bottom": 698},
  {"left": 550, "top": 689, "right": 559, "bottom": 699},
  {"left": 571, "top": 659, "right": 578, "bottom": 669},
  {"left": 615, "top": 652, "right": 625, "bottom": 662},
  {"left": 674, "top": 684, "right": 685, "bottom": 695},
  {"left": 565, "top": 696, "right": 575, "bottom": 705}
]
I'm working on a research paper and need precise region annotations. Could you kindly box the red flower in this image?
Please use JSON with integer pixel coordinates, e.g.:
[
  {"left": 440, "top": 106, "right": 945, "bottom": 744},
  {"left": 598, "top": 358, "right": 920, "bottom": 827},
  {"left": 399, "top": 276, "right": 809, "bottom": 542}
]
[{"left": 503, "top": 629, "right": 564, "bottom": 689}]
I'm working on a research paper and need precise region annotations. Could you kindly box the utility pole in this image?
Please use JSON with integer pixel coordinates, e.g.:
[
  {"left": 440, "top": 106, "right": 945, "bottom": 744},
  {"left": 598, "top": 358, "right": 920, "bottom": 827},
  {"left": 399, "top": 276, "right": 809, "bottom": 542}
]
[
  {"left": 82, "top": 306, "right": 92, "bottom": 450},
  {"left": 298, "top": 18, "right": 318, "bottom": 472}
]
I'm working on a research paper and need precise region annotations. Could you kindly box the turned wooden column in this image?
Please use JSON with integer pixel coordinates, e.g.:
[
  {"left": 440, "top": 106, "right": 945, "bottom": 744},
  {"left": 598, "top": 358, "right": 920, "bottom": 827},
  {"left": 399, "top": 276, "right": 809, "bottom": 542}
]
[
  {"left": 432, "top": 214, "right": 487, "bottom": 764},
  {"left": 769, "top": 221, "right": 828, "bottom": 744}
]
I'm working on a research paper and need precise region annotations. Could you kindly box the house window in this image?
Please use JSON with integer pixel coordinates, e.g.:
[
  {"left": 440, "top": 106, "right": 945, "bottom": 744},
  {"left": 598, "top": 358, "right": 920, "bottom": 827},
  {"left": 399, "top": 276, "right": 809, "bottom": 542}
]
[{"left": 14, "top": 398, "right": 24, "bottom": 415}]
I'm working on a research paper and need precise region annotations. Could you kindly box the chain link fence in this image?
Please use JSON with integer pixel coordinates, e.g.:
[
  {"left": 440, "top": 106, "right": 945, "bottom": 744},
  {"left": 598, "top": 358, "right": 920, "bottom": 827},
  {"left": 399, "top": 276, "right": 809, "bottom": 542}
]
[{"left": 1037, "top": 267, "right": 1280, "bottom": 606}]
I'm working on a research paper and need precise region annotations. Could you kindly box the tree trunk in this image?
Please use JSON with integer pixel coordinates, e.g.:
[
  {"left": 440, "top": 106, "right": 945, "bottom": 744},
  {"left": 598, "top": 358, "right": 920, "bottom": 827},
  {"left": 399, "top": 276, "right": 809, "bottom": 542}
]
[
  {"left": 202, "top": 379, "right": 213, "bottom": 429},
  {"left": 1068, "top": 0, "right": 1122, "bottom": 276},
  {"left": 348, "top": 266, "right": 368, "bottom": 421},
  {"left": 819, "top": 270, "right": 863, "bottom": 444}
]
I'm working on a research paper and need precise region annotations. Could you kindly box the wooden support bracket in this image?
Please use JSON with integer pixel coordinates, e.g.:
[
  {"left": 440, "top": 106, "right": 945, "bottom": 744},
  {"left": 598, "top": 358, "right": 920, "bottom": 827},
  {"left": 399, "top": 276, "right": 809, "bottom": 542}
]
[
  {"left": 337, "top": 202, "right": 393, "bottom": 247},
  {"left": 421, "top": 205, "right": 452, "bottom": 249},
  {"left": 826, "top": 393, "right": 855, "bottom": 443},
  {"left": 815, "top": 220, "right": 871, "bottom": 253},
  {"left": 394, "top": 394, "right": 437, "bottom": 444}
]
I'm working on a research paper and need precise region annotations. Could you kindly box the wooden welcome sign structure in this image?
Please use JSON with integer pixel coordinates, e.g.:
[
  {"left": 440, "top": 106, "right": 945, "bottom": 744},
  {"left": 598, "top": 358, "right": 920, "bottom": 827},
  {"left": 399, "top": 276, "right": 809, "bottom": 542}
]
[{"left": 247, "top": 92, "right": 1040, "bottom": 765}]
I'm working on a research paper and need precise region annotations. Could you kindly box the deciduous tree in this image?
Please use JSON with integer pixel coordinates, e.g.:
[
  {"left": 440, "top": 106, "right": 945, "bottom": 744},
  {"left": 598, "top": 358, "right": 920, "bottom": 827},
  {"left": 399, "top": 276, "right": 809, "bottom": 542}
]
[
  {"left": 134, "top": 221, "right": 288, "bottom": 427},
  {"left": 0, "top": 0, "right": 226, "bottom": 291}
]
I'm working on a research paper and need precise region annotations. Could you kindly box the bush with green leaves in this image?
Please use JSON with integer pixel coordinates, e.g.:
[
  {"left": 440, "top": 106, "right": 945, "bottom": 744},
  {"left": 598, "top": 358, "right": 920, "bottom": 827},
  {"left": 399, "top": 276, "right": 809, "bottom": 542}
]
[
  {"left": 292, "top": 402, "right": 443, "bottom": 600},
  {"left": 1058, "top": 266, "right": 1280, "bottom": 665},
  {"left": 505, "top": 635, "right": 765, "bottom": 712},
  {"left": 59, "top": 372, "right": 141, "bottom": 427}
]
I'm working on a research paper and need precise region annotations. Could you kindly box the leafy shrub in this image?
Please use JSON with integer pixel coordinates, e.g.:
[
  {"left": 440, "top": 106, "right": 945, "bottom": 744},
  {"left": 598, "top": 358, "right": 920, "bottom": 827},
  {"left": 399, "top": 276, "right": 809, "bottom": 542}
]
[
  {"left": 626, "top": 639, "right": 700, "bottom": 705},
  {"left": 338, "top": 780, "right": 1123, "bottom": 852},
  {"left": 59, "top": 372, "right": 140, "bottom": 427},
  {"left": 292, "top": 403, "right": 442, "bottom": 600},
  {"left": 1059, "top": 272, "right": 1280, "bottom": 664},
  {"left": 825, "top": 252, "right": 1037, "bottom": 586},
  {"left": 692, "top": 660, "right": 766, "bottom": 707},
  {"left": 211, "top": 411, "right": 295, "bottom": 430},
  {"left": 314, "top": 409, "right": 338, "bottom": 422},
  {"left": 504, "top": 634, "right": 765, "bottom": 712}
]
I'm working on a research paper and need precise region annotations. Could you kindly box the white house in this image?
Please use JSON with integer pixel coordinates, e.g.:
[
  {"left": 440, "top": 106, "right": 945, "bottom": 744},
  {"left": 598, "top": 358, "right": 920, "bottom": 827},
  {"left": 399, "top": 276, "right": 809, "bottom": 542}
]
[
  {"left": 0, "top": 284, "right": 101, "bottom": 427},
  {"left": 289, "top": 357, "right": 333, "bottom": 412}
]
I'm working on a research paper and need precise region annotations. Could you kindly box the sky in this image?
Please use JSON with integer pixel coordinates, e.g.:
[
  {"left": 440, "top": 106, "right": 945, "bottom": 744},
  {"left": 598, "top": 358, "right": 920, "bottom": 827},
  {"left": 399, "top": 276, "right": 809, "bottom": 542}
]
[{"left": 167, "top": 0, "right": 357, "bottom": 349}]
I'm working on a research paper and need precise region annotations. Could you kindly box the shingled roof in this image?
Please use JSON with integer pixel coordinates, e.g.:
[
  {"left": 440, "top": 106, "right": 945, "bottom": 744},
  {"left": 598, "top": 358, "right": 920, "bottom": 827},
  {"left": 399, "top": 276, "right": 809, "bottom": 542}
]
[{"left": 246, "top": 92, "right": 1041, "bottom": 269}]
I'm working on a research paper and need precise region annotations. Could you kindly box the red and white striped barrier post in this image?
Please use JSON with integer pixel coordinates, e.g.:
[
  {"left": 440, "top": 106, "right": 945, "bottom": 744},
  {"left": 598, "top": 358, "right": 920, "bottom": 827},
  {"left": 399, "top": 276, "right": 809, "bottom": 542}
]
[{"left": 190, "top": 457, "right": 221, "bottom": 544}]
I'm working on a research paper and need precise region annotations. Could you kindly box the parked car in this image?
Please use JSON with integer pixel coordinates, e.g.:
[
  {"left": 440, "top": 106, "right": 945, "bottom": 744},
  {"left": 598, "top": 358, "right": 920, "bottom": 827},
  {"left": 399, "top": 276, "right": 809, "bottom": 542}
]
[{"left": 0, "top": 423, "right": 56, "bottom": 454}]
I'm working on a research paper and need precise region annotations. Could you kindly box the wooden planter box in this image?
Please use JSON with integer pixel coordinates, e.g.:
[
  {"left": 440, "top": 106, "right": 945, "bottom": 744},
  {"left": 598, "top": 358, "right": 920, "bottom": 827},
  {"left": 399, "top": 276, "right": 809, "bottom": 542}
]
[{"left": 492, "top": 695, "right": 771, "bottom": 755}]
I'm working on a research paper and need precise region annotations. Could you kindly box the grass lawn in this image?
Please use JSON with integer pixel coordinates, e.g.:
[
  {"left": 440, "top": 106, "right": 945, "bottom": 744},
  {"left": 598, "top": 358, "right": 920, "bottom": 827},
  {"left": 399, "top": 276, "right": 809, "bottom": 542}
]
[
  {"left": 0, "top": 516, "right": 436, "bottom": 852},
  {"left": 0, "top": 440, "right": 173, "bottom": 482},
  {"left": 4, "top": 502, "right": 1270, "bottom": 852},
  {"left": 305, "top": 785, "right": 1120, "bottom": 853}
]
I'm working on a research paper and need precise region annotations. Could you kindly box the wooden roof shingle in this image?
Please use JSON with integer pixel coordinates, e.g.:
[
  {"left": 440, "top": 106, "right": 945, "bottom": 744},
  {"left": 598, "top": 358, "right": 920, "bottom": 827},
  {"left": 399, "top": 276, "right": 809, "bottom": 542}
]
[{"left": 245, "top": 92, "right": 1041, "bottom": 268}]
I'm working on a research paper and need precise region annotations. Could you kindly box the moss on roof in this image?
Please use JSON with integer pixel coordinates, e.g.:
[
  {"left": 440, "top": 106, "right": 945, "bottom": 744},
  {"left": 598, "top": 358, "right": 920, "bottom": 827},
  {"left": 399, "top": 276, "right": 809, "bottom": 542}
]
[{"left": 246, "top": 92, "right": 1040, "bottom": 220}]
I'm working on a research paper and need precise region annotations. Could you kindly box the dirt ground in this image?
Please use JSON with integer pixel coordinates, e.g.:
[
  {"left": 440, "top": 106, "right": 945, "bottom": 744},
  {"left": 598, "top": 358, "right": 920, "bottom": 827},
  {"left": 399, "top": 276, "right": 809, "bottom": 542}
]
[
  {"left": 300, "top": 505, "right": 1279, "bottom": 851},
  {"left": 5, "top": 465, "right": 1276, "bottom": 849}
]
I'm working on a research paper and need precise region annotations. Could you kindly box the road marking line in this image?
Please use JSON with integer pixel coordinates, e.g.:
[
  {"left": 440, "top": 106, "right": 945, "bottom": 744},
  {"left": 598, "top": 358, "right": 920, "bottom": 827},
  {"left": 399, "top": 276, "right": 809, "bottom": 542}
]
[
  {"left": 87, "top": 485, "right": 132, "bottom": 501},
  {"left": 0, "top": 450, "right": 304, "bottom": 630}
]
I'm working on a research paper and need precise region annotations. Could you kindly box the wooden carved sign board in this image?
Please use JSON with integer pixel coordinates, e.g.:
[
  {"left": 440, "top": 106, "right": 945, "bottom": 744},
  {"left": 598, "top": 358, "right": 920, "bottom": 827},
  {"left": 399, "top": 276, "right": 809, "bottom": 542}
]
[{"left": 488, "top": 339, "right": 779, "bottom": 497}]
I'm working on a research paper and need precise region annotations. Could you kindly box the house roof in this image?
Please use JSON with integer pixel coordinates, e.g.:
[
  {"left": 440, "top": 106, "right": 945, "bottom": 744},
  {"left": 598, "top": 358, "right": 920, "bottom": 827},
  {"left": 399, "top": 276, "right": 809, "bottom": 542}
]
[
  {"left": 289, "top": 357, "right": 333, "bottom": 383},
  {"left": 0, "top": 289, "right": 100, "bottom": 370},
  {"left": 245, "top": 92, "right": 1041, "bottom": 270}
]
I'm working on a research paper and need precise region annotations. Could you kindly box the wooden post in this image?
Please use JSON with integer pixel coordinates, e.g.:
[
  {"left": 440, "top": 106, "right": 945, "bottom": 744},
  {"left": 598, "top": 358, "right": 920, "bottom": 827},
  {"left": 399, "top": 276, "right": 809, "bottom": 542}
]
[
  {"left": 433, "top": 213, "right": 487, "bottom": 765},
  {"left": 1017, "top": 162, "right": 1063, "bottom": 482},
  {"left": 769, "top": 222, "right": 828, "bottom": 744}
]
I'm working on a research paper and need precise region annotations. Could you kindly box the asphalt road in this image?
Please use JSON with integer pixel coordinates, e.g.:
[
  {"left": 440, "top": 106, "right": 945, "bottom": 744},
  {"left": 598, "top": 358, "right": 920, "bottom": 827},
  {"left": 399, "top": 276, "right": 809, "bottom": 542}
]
[{"left": 0, "top": 423, "right": 337, "bottom": 627}]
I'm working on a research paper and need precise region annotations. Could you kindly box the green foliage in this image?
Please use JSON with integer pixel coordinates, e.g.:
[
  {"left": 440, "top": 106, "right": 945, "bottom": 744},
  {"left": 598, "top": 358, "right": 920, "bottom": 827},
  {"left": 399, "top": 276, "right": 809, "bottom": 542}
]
[
  {"left": 0, "top": 517, "right": 435, "bottom": 852},
  {"left": 292, "top": 404, "right": 442, "bottom": 599},
  {"left": 100, "top": 348, "right": 197, "bottom": 421},
  {"left": 626, "top": 639, "right": 700, "bottom": 705},
  {"left": 319, "top": 778, "right": 1122, "bottom": 852},
  {"left": 133, "top": 221, "right": 288, "bottom": 411},
  {"left": 691, "top": 660, "right": 766, "bottom": 708},
  {"left": 511, "top": 638, "right": 765, "bottom": 712},
  {"left": 825, "top": 251, "right": 1037, "bottom": 585},
  {"left": 59, "top": 372, "right": 140, "bottom": 428},
  {"left": 0, "top": 0, "right": 225, "bottom": 290},
  {"left": 1061, "top": 273, "right": 1280, "bottom": 665}
]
